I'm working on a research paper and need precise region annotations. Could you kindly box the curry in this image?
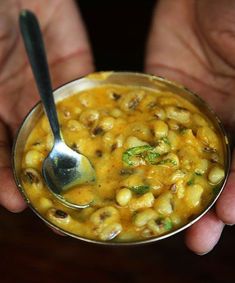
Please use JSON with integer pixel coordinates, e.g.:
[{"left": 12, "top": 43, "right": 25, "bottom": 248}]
[{"left": 21, "top": 84, "right": 225, "bottom": 242}]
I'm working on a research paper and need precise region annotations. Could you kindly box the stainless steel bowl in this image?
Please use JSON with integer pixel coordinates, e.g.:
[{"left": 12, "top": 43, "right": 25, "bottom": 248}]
[{"left": 13, "top": 71, "right": 231, "bottom": 245}]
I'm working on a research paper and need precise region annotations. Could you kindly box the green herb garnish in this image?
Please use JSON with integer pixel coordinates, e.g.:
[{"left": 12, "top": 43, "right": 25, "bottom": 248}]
[
  {"left": 161, "top": 137, "right": 171, "bottom": 145},
  {"left": 163, "top": 218, "right": 173, "bottom": 231},
  {"left": 129, "top": 185, "right": 151, "bottom": 195},
  {"left": 195, "top": 171, "right": 203, "bottom": 176},
  {"left": 187, "top": 178, "right": 195, "bottom": 186},
  {"left": 122, "top": 145, "right": 160, "bottom": 166}
]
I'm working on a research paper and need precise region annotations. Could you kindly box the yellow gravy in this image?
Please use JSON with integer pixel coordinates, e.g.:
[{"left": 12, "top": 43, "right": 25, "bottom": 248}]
[{"left": 21, "top": 85, "right": 225, "bottom": 242}]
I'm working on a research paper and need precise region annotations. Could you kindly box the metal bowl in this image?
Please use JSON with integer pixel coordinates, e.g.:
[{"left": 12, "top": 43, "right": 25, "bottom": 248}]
[{"left": 13, "top": 71, "right": 231, "bottom": 245}]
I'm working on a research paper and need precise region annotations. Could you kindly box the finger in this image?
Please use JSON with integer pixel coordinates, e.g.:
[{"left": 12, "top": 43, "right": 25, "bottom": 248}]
[
  {"left": 47, "top": 225, "right": 67, "bottom": 237},
  {"left": 21, "top": 0, "right": 94, "bottom": 87},
  {"left": 185, "top": 210, "right": 224, "bottom": 255},
  {"left": 0, "top": 121, "right": 27, "bottom": 212},
  {"left": 216, "top": 150, "right": 235, "bottom": 224}
]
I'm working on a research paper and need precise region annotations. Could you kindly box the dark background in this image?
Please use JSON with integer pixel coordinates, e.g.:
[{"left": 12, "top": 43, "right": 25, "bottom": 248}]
[
  {"left": 79, "top": 0, "right": 155, "bottom": 71},
  {"left": 1, "top": 1, "right": 235, "bottom": 282}
]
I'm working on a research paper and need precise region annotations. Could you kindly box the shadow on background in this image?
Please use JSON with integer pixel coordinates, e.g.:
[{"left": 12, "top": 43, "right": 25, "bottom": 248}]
[{"left": 1, "top": 1, "right": 235, "bottom": 282}]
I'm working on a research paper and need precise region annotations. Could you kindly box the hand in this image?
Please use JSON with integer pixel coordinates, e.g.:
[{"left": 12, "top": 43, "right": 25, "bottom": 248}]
[
  {"left": 0, "top": 0, "right": 94, "bottom": 212},
  {"left": 145, "top": 0, "right": 235, "bottom": 254}
]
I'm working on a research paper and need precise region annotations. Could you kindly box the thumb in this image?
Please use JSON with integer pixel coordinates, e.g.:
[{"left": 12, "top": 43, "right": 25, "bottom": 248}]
[
  {"left": 41, "top": 1, "right": 95, "bottom": 87},
  {"left": 0, "top": 121, "right": 27, "bottom": 212},
  {"left": 196, "top": 0, "right": 235, "bottom": 72}
]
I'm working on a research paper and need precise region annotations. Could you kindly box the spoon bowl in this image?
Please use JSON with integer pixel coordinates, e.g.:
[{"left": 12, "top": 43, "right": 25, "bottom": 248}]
[
  {"left": 19, "top": 10, "right": 96, "bottom": 209},
  {"left": 43, "top": 141, "right": 95, "bottom": 208}
]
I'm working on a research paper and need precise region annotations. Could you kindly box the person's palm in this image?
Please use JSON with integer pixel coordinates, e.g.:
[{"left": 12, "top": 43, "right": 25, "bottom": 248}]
[
  {"left": 145, "top": 0, "right": 235, "bottom": 254},
  {"left": 0, "top": 0, "right": 93, "bottom": 211}
]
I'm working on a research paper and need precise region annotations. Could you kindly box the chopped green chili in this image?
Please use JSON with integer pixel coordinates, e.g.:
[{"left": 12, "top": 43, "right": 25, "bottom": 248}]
[
  {"left": 129, "top": 185, "right": 151, "bottom": 195},
  {"left": 155, "top": 217, "right": 173, "bottom": 231},
  {"left": 122, "top": 145, "right": 160, "bottom": 166},
  {"left": 163, "top": 218, "right": 173, "bottom": 231}
]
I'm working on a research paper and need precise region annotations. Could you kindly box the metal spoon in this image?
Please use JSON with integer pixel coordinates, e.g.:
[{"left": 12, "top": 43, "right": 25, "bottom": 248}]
[{"left": 19, "top": 10, "right": 96, "bottom": 209}]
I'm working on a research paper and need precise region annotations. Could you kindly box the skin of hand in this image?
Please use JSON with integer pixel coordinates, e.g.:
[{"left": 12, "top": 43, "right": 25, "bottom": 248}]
[
  {"left": 145, "top": 0, "right": 235, "bottom": 254},
  {"left": 0, "top": 0, "right": 94, "bottom": 212}
]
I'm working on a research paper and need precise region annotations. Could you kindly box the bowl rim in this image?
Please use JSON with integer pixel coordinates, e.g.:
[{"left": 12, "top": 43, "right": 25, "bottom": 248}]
[{"left": 12, "top": 71, "right": 232, "bottom": 245}]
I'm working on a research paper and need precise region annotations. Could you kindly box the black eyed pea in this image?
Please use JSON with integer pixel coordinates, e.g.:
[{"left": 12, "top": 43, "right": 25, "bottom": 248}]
[
  {"left": 47, "top": 208, "right": 71, "bottom": 224},
  {"left": 184, "top": 184, "right": 204, "bottom": 208},
  {"left": 116, "top": 188, "right": 132, "bottom": 206},
  {"left": 154, "top": 192, "right": 173, "bottom": 215},
  {"left": 169, "top": 170, "right": 186, "bottom": 183},
  {"left": 103, "top": 132, "right": 115, "bottom": 148},
  {"left": 110, "top": 108, "right": 123, "bottom": 118},
  {"left": 124, "top": 136, "right": 149, "bottom": 149},
  {"left": 129, "top": 192, "right": 155, "bottom": 211},
  {"left": 182, "top": 129, "right": 198, "bottom": 145},
  {"left": 161, "top": 153, "right": 179, "bottom": 168},
  {"left": 59, "top": 107, "right": 71, "bottom": 119},
  {"left": 131, "top": 123, "right": 152, "bottom": 141},
  {"left": 21, "top": 168, "right": 43, "bottom": 190},
  {"left": 210, "top": 152, "right": 220, "bottom": 163},
  {"left": 115, "top": 134, "right": 125, "bottom": 148},
  {"left": 147, "top": 219, "right": 161, "bottom": 235},
  {"left": 170, "top": 214, "right": 181, "bottom": 226},
  {"left": 152, "top": 107, "right": 166, "bottom": 120},
  {"left": 152, "top": 120, "right": 168, "bottom": 139},
  {"left": 78, "top": 207, "right": 96, "bottom": 221},
  {"left": 147, "top": 218, "right": 172, "bottom": 235},
  {"left": 165, "top": 106, "right": 190, "bottom": 124},
  {"left": 99, "top": 223, "right": 122, "bottom": 241},
  {"left": 197, "top": 126, "right": 218, "bottom": 149},
  {"left": 168, "top": 130, "right": 180, "bottom": 150},
  {"left": 208, "top": 166, "right": 225, "bottom": 184},
  {"left": 167, "top": 119, "right": 180, "bottom": 131},
  {"left": 195, "top": 159, "right": 209, "bottom": 175},
  {"left": 79, "top": 109, "right": 100, "bottom": 127},
  {"left": 107, "top": 89, "right": 122, "bottom": 101},
  {"left": 138, "top": 94, "right": 157, "bottom": 110},
  {"left": 38, "top": 197, "right": 53, "bottom": 211},
  {"left": 66, "top": 119, "right": 84, "bottom": 132},
  {"left": 154, "top": 139, "right": 171, "bottom": 155},
  {"left": 176, "top": 182, "right": 185, "bottom": 199},
  {"left": 98, "top": 116, "right": 115, "bottom": 131},
  {"left": 133, "top": 208, "right": 157, "bottom": 227},
  {"left": 90, "top": 206, "right": 120, "bottom": 227},
  {"left": 24, "top": 149, "right": 44, "bottom": 168},
  {"left": 119, "top": 90, "right": 145, "bottom": 111},
  {"left": 120, "top": 174, "right": 144, "bottom": 190},
  {"left": 78, "top": 92, "right": 95, "bottom": 107},
  {"left": 141, "top": 228, "right": 154, "bottom": 238}
]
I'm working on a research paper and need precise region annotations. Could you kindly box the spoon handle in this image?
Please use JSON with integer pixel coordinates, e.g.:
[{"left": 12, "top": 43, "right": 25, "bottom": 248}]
[{"left": 19, "top": 10, "right": 62, "bottom": 142}]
